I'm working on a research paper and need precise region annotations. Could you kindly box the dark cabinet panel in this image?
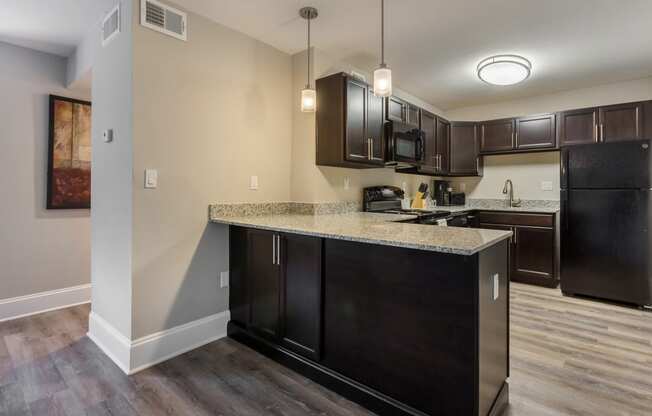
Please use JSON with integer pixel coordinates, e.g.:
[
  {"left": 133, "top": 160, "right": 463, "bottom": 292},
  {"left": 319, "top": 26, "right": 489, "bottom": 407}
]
[
  {"left": 599, "top": 102, "right": 644, "bottom": 142},
  {"left": 420, "top": 110, "right": 438, "bottom": 170},
  {"left": 229, "top": 227, "right": 249, "bottom": 327},
  {"left": 248, "top": 229, "right": 281, "bottom": 340},
  {"left": 516, "top": 114, "right": 556, "bottom": 150},
  {"left": 450, "top": 122, "right": 482, "bottom": 176},
  {"left": 345, "top": 79, "right": 369, "bottom": 163},
  {"left": 558, "top": 107, "right": 598, "bottom": 146},
  {"left": 480, "top": 119, "right": 514, "bottom": 153},
  {"left": 281, "top": 234, "right": 322, "bottom": 360},
  {"left": 367, "top": 89, "right": 385, "bottom": 163},
  {"left": 406, "top": 103, "right": 420, "bottom": 128},
  {"left": 316, "top": 73, "right": 384, "bottom": 168},
  {"left": 512, "top": 226, "right": 555, "bottom": 285},
  {"left": 436, "top": 117, "right": 450, "bottom": 173},
  {"left": 386, "top": 96, "right": 405, "bottom": 123},
  {"left": 645, "top": 101, "right": 652, "bottom": 139}
]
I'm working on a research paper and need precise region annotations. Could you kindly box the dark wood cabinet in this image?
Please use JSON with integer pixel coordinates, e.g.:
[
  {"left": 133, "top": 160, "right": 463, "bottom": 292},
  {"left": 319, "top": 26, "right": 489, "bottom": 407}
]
[
  {"left": 406, "top": 103, "right": 420, "bottom": 128},
  {"left": 480, "top": 119, "right": 514, "bottom": 153},
  {"left": 512, "top": 226, "right": 555, "bottom": 283},
  {"left": 515, "top": 114, "right": 556, "bottom": 150},
  {"left": 247, "top": 229, "right": 281, "bottom": 341},
  {"left": 386, "top": 96, "right": 405, "bottom": 123},
  {"left": 450, "top": 122, "right": 482, "bottom": 176},
  {"left": 436, "top": 116, "right": 451, "bottom": 173},
  {"left": 316, "top": 73, "right": 384, "bottom": 168},
  {"left": 599, "top": 102, "right": 644, "bottom": 142},
  {"left": 229, "top": 227, "right": 322, "bottom": 359},
  {"left": 280, "top": 233, "right": 322, "bottom": 360},
  {"left": 557, "top": 107, "right": 599, "bottom": 146},
  {"left": 645, "top": 101, "right": 652, "bottom": 139},
  {"left": 476, "top": 212, "right": 559, "bottom": 288}
]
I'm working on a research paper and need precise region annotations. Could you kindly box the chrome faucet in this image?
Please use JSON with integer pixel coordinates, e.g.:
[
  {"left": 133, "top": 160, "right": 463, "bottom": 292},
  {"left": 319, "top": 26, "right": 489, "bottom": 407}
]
[{"left": 502, "top": 179, "right": 521, "bottom": 207}]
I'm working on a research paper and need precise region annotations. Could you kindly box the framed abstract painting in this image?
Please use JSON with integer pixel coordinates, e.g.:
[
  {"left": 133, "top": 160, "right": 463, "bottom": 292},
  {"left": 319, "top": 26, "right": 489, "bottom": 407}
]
[{"left": 47, "top": 95, "right": 92, "bottom": 209}]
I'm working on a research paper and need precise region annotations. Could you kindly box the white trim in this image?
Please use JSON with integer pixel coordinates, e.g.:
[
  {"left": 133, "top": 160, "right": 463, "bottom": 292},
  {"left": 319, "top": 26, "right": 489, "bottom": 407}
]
[
  {"left": 87, "top": 310, "right": 230, "bottom": 375},
  {"left": 0, "top": 284, "right": 91, "bottom": 323}
]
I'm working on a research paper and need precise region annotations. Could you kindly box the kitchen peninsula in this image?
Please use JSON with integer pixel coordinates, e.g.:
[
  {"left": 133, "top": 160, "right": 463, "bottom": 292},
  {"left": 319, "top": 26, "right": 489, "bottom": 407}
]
[{"left": 210, "top": 203, "right": 512, "bottom": 416}]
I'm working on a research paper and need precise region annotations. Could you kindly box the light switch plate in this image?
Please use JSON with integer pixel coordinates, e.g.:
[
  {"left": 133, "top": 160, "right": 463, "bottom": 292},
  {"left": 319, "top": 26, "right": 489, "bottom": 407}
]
[
  {"left": 220, "top": 271, "right": 229, "bottom": 288},
  {"left": 145, "top": 169, "right": 157, "bottom": 189},
  {"left": 102, "top": 129, "right": 114, "bottom": 143},
  {"left": 492, "top": 273, "right": 500, "bottom": 300},
  {"left": 249, "top": 175, "right": 259, "bottom": 190},
  {"left": 344, "top": 177, "right": 351, "bottom": 190},
  {"left": 541, "top": 181, "right": 553, "bottom": 191}
]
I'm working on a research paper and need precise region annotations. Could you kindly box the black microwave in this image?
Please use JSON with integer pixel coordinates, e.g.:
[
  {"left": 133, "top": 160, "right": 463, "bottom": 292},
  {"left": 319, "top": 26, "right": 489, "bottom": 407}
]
[{"left": 385, "top": 121, "right": 425, "bottom": 166}]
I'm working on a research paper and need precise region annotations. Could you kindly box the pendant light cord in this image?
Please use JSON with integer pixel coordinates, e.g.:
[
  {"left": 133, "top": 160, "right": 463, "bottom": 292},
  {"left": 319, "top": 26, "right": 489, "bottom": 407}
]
[
  {"left": 307, "top": 16, "right": 311, "bottom": 88},
  {"left": 381, "top": 0, "right": 385, "bottom": 66}
]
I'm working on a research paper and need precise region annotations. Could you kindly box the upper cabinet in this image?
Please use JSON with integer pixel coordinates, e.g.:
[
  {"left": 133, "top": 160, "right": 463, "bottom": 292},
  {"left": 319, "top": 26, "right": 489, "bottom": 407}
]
[
  {"left": 645, "top": 101, "right": 652, "bottom": 139},
  {"left": 558, "top": 102, "right": 647, "bottom": 146},
  {"left": 386, "top": 96, "right": 406, "bottom": 123},
  {"left": 402, "top": 111, "right": 450, "bottom": 176},
  {"left": 316, "top": 73, "right": 384, "bottom": 168},
  {"left": 436, "top": 117, "right": 451, "bottom": 173},
  {"left": 558, "top": 107, "right": 598, "bottom": 146},
  {"left": 599, "top": 102, "right": 644, "bottom": 142},
  {"left": 449, "top": 122, "right": 482, "bottom": 176},
  {"left": 516, "top": 113, "right": 556, "bottom": 150},
  {"left": 479, "top": 118, "right": 514, "bottom": 153},
  {"left": 479, "top": 114, "right": 557, "bottom": 154}
]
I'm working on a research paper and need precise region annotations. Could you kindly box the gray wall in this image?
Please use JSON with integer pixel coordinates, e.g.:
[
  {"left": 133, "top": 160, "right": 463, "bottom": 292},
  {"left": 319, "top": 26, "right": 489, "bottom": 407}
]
[
  {"left": 90, "top": 0, "right": 134, "bottom": 338},
  {"left": 0, "top": 42, "right": 91, "bottom": 300}
]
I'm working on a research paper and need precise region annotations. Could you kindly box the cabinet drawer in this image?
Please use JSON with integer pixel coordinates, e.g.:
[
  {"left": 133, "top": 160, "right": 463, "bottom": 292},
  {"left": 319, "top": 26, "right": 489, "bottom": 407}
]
[{"left": 477, "top": 211, "right": 554, "bottom": 227}]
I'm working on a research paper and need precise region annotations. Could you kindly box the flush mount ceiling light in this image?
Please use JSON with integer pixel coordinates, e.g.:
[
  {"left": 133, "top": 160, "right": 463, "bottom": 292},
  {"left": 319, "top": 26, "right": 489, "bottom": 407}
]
[
  {"left": 299, "top": 7, "right": 318, "bottom": 112},
  {"left": 477, "top": 55, "right": 532, "bottom": 86},
  {"left": 373, "top": 0, "right": 392, "bottom": 97}
]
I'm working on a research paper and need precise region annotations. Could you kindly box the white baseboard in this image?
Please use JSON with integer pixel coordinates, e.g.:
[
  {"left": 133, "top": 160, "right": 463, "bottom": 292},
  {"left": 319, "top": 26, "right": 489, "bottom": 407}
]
[
  {"left": 88, "top": 310, "right": 230, "bottom": 375},
  {"left": 0, "top": 284, "right": 91, "bottom": 323}
]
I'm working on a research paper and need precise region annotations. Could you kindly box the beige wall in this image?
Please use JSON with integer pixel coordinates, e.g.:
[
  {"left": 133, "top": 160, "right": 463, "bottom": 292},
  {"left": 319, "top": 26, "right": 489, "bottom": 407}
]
[
  {"left": 445, "top": 77, "right": 652, "bottom": 201},
  {"left": 290, "top": 49, "right": 444, "bottom": 203},
  {"left": 131, "top": 5, "right": 293, "bottom": 337},
  {"left": 0, "top": 42, "right": 91, "bottom": 300}
]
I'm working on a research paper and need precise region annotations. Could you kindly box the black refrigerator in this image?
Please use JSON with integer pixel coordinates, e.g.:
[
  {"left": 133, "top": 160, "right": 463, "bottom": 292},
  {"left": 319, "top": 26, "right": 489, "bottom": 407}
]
[{"left": 561, "top": 140, "right": 652, "bottom": 307}]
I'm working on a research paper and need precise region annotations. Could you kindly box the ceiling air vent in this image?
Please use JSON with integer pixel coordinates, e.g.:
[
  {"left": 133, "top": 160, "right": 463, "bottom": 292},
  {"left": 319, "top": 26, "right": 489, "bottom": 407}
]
[
  {"left": 141, "top": 0, "right": 187, "bottom": 41},
  {"left": 101, "top": 4, "right": 120, "bottom": 47}
]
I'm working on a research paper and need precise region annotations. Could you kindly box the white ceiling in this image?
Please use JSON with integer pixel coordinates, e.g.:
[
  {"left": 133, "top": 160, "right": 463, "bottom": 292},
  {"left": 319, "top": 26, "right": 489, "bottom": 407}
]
[
  {"left": 0, "top": 0, "right": 115, "bottom": 57},
  {"left": 2, "top": 1, "right": 651, "bottom": 109},
  {"left": 176, "top": 0, "right": 652, "bottom": 110}
]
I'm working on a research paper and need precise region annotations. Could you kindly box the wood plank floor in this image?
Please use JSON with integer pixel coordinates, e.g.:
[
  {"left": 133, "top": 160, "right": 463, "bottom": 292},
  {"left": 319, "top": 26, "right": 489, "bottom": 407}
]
[{"left": 1, "top": 283, "right": 650, "bottom": 415}]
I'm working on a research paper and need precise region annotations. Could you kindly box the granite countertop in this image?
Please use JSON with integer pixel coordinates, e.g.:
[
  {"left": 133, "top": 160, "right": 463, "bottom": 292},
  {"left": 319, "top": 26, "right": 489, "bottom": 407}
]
[
  {"left": 209, "top": 206, "right": 512, "bottom": 256},
  {"left": 442, "top": 199, "right": 560, "bottom": 214}
]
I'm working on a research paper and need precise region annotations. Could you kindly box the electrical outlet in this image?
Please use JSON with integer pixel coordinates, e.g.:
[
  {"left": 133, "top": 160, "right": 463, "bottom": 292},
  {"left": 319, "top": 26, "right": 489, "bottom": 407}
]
[
  {"left": 344, "top": 177, "right": 350, "bottom": 190},
  {"left": 249, "top": 176, "right": 258, "bottom": 190},
  {"left": 144, "top": 169, "right": 157, "bottom": 189},
  {"left": 541, "top": 181, "right": 553, "bottom": 191},
  {"left": 220, "top": 271, "right": 229, "bottom": 288}
]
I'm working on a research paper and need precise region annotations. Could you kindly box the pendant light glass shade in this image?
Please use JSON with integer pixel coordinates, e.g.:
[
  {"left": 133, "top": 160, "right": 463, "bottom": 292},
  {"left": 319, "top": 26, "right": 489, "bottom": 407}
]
[
  {"left": 373, "top": 65, "right": 392, "bottom": 97},
  {"left": 301, "top": 86, "right": 316, "bottom": 112},
  {"left": 373, "top": 0, "right": 392, "bottom": 97},
  {"left": 299, "top": 7, "right": 318, "bottom": 112}
]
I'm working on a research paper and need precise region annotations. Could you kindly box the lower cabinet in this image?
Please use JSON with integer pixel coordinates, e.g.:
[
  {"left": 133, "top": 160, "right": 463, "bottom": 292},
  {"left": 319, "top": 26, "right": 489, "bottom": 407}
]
[
  {"left": 477, "top": 212, "right": 559, "bottom": 288},
  {"left": 229, "top": 227, "right": 322, "bottom": 360}
]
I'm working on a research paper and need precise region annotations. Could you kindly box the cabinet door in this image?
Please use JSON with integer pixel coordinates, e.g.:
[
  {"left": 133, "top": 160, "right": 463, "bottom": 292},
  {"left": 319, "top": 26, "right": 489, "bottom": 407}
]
[
  {"left": 558, "top": 107, "right": 598, "bottom": 146},
  {"left": 345, "top": 79, "right": 369, "bottom": 162},
  {"left": 406, "top": 104, "right": 420, "bottom": 128},
  {"left": 512, "top": 226, "right": 555, "bottom": 286},
  {"left": 644, "top": 101, "right": 652, "bottom": 139},
  {"left": 450, "top": 123, "right": 481, "bottom": 175},
  {"left": 386, "top": 96, "right": 405, "bottom": 123},
  {"left": 280, "top": 234, "right": 322, "bottom": 360},
  {"left": 367, "top": 88, "right": 385, "bottom": 164},
  {"left": 436, "top": 117, "right": 450, "bottom": 173},
  {"left": 516, "top": 114, "right": 556, "bottom": 150},
  {"left": 420, "top": 110, "right": 437, "bottom": 169},
  {"left": 599, "top": 102, "right": 644, "bottom": 142},
  {"left": 248, "top": 229, "right": 281, "bottom": 341},
  {"left": 229, "top": 226, "right": 250, "bottom": 327},
  {"left": 480, "top": 119, "right": 514, "bottom": 153}
]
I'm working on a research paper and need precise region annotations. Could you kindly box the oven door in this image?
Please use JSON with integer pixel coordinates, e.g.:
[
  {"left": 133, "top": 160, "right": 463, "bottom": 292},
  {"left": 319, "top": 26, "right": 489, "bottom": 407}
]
[{"left": 392, "top": 130, "right": 424, "bottom": 164}]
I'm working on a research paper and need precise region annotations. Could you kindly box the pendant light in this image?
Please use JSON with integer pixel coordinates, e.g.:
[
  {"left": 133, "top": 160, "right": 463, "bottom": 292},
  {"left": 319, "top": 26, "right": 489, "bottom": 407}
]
[
  {"left": 300, "top": 7, "right": 318, "bottom": 112},
  {"left": 373, "top": 0, "right": 392, "bottom": 97}
]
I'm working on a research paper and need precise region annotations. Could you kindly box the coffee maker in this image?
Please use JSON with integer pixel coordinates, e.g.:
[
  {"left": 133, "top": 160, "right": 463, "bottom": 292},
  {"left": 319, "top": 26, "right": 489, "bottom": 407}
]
[{"left": 433, "top": 180, "right": 451, "bottom": 206}]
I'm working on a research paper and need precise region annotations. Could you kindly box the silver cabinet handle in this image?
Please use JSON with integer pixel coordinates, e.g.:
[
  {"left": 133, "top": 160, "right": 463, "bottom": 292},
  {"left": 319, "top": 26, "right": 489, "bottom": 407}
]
[
  {"left": 636, "top": 107, "right": 640, "bottom": 137},
  {"left": 513, "top": 227, "right": 517, "bottom": 245},
  {"left": 515, "top": 130, "right": 519, "bottom": 146},
  {"left": 594, "top": 123, "right": 598, "bottom": 142},
  {"left": 276, "top": 235, "right": 281, "bottom": 266},
  {"left": 272, "top": 234, "right": 276, "bottom": 265},
  {"left": 600, "top": 124, "right": 604, "bottom": 142}
]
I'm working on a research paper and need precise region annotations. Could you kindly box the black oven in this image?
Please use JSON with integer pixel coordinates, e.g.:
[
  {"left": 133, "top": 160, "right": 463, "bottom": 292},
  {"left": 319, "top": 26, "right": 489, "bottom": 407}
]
[{"left": 385, "top": 121, "right": 425, "bottom": 166}]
